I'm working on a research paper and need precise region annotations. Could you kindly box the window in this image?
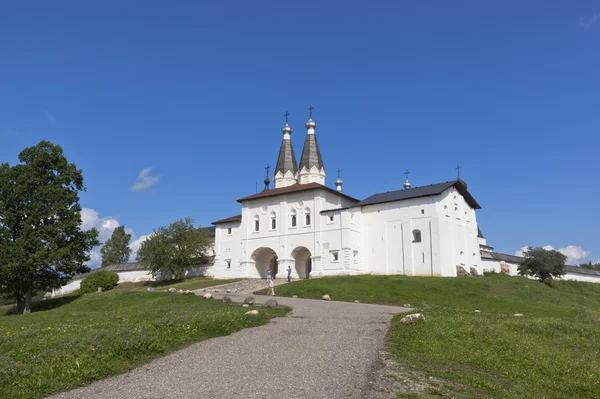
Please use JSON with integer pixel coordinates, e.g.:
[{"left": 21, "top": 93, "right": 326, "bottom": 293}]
[
  {"left": 227, "top": 227, "right": 232, "bottom": 235},
  {"left": 291, "top": 215, "right": 297, "bottom": 227},
  {"left": 421, "top": 209, "right": 425, "bottom": 215},
  {"left": 226, "top": 260, "right": 231, "bottom": 269},
  {"left": 412, "top": 229, "right": 422, "bottom": 243},
  {"left": 271, "top": 219, "right": 276, "bottom": 229},
  {"left": 331, "top": 251, "right": 339, "bottom": 262},
  {"left": 253, "top": 215, "right": 259, "bottom": 232},
  {"left": 305, "top": 213, "right": 311, "bottom": 226},
  {"left": 329, "top": 215, "right": 334, "bottom": 222}
]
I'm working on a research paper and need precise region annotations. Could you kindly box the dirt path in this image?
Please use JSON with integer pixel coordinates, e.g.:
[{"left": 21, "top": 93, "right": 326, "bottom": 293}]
[{"left": 49, "top": 294, "right": 409, "bottom": 399}]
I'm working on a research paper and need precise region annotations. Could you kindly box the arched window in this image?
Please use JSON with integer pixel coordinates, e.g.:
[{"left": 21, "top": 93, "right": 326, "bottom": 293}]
[
  {"left": 290, "top": 209, "right": 297, "bottom": 227},
  {"left": 270, "top": 211, "right": 276, "bottom": 230},
  {"left": 305, "top": 213, "right": 311, "bottom": 226},
  {"left": 305, "top": 207, "right": 311, "bottom": 226},
  {"left": 412, "top": 229, "right": 421, "bottom": 243},
  {"left": 253, "top": 215, "right": 259, "bottom": 232}
]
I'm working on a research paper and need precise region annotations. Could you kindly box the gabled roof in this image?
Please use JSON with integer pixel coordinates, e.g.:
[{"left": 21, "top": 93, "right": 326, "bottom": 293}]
[
  {"left": 353, "top": 180, "right": 481, "bottom": 209},
  {"left": 212, "top": 214, "right": 242, "bottom": 225},
  {"left": 237, "top": 182, "right": 359, "bottom": 203},
  {"left": 480, "top": 251, "right": 524, "bottom": 263},
  {"left": 275, "top": 138, "right": 298, "bottom": 176},
  {"left": 299, "top": 133, "right": 324, "bottom": 171}
]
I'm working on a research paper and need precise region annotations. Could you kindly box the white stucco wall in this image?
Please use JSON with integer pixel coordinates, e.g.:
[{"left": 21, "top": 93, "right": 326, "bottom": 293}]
[{"left": 561, "top": 272, "right": 600, "bottom": 283}]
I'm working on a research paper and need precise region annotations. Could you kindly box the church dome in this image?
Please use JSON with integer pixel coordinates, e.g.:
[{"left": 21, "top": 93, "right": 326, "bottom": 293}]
[
  {"left": 281, "top": 123, "right": 292, "bottom": 135},
  {"left": 305, "top": 118, "right": 316, "bottom": 129}
]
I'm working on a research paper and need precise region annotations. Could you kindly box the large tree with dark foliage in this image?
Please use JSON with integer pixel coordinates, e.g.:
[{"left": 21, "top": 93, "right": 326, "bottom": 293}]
[
  {"left": 0, "top": 141, "right": 99, "bottom": 314},
  {"left": 101, "top": 226, "right": 132, "bottom": 266},
  {"left": 518, "top": 246, "right": 566, "bottom": 286},
  {"left": 136, "top": 217, "right": 212, "bottom": 280}
]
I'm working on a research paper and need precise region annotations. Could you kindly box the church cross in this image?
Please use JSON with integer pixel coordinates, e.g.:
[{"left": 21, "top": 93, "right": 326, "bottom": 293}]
[
  {"left": 265, "top": 164, "right": 271, "bottom": 178},
  {"left": 404, "top": 170, "right": 410, "bottom": 180},
  {"left": 338, "top": 168, "right": 341, "bottom": 179},
  {"left": 456, "top": 165, "right": 462, "bottom": 179},
  {"left": 284, "top": 111, "right": 290, "bottom": 124},
  {"left": 308, "top": 105, "right": 314, "bottom": 118}
]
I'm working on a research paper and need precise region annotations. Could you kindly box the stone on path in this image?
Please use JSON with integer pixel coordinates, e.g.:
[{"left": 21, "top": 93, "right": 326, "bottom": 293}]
[
  {"left": 243, "top": 296, "right": 255, "bottom": 305},
  {"left": 322, "top": 294, "right": 331, "bottom": 301},
  {"left": 292, "top": 295, "right": 298, "bottom": 298},
  {"left": 403, "top": 303, "right": 411, "bottom": 308},
  {"left": 221, "top": 296, "right": 232, "bottom": 303},
  {"left": 242, "top": 304, "right": 249, "bottom": 308},
  {"left": 245, "top": 310, "right": 259, "bottom": 315},
  {"left": 354, "top": 300, "right": 360, "bottom": 303},
  {"left": 264, "top": 299, "right": 278, "bottom": 308},
  {"left": 474, "top": 310, "right": 481, "bottom": 313},
  {"left": 400, "top": 313, "right": 425, "bottom": 325},
  {"left": 226, "top": 289, "right": 231, "bottom": 293},
  {"left": 203, "top": 293, "right": 212, "bottom": 299},
  {"left": 168, "top": 288, "right": 177, "bottom": 293},
  {"left": 514, "top": 313, "right": 524, "bottom": 317}
]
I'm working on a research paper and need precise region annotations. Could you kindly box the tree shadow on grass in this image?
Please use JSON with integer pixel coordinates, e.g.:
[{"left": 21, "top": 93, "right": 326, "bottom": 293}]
[{"left": 3, "top": 294, "right": 82, "bottom": 316}]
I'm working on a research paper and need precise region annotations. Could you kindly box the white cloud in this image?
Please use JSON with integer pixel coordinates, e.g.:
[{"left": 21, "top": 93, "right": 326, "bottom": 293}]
[
  {"left": 45, "top": 111, "right": 57, "bottom": 124},
  {"left": 131, "top": 167, "right": 160, "bottom": 192},
  {"left": 515, "top": 245, "right": 590, "bottom": 265},
  {"left": 80, "top": 207, "right": 149, "bottom": 268},
  {"left": 580, "top": 13, "right": 600, "bottom": 29}
]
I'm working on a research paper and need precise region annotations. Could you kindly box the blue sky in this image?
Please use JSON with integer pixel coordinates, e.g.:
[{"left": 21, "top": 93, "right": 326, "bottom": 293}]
[{"left": 1, "top": 1, "right": 599, "bottom": 267}]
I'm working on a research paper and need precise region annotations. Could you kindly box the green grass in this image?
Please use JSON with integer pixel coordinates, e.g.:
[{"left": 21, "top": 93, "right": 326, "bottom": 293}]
[
  {"left": 0, "top": 291, "right": 288, "bottom": 399},
  {"left": 111, "top": 277, "right": 242, "bottom": 292},
  {"left": 268, "top": 273, "right": 600, "bottom": 398}
]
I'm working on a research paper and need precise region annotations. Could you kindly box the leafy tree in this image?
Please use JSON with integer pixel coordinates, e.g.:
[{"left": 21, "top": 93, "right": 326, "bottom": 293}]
[
  {"left": 518, "top": 246, "right": 566, "bottom": 285},
  {"left": 0, "top": 141, "right": 99, "bottom": 314},
  {"left": 579, "top": 261, "right": 600, "bottom": 271},
  {"left": 80, "top": 270, "right": 119, "bottom": 294},
  {"left": 136, "top": 217, "right": 212, "bottom": 280},
  {"left": 101, "top": 225, "right": 132, "bottom": 266}
]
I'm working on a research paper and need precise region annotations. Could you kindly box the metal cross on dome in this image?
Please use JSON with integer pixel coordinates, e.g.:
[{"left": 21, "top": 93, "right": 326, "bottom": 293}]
[
  {"left": 284, "top": 111, "right": 290, "bottom": 123},
  {"left": 456, "top": 165, "right": 462, "bottom": 179},
  {"left": 308, "top": 105, "right": 314, "bottom": 118},
  {"left": 265, "top": 164, "right": 271, "bottom": 178},
  {"left": 404, "top": 170, "right": 410, "bottom": 179}
]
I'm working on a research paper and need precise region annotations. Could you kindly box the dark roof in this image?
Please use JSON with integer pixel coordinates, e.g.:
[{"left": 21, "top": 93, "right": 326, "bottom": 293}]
[
  {"left": 480, "top": 251, "right": 524, "bottom": 263},
  {"left": 353, "top": 180, "right": 480, "bottom": 210},
  {"left": 299, "top": 133, "right": 324, "bottom": 171},
  {"left": 477, "top": 227, "right": 485, "bottom": 238},
  {"left": 212, "top": 214, "right": 242, "bottom": 225},
  {"left": 74, "top": 261, "right": 149, "bottom": 280},
  {"left": 237, "top": 182, "right": 359, "bottom": 203},
  {"left": 275, "top": 138, "right": 298, "bottom": 176},
  {"left": 564, "top": 265, "right": 600, "bottom": 276}
]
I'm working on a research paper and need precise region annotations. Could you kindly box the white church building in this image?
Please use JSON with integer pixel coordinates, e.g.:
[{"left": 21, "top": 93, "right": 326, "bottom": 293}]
[{"left": 211, "top": 109, "right": 483, "bottom": 280}]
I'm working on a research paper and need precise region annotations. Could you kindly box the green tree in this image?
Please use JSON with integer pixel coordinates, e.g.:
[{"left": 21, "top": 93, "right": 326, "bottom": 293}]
[
  {"left": 579, "top": 261, "right": 600, "bottom": 271},
  {"left": 518, "top": 246, "right": 567, "bottom": 285},
  {"left": 136, "top": 217, "right": 212, "bottom": 280},
  {"left": 79, "top": 270, "right": 119, "bottom": 294},
  {"left": 0, "top": 141, "right": 99, "bottom": 314},
  {"left": 101, "top": 225, "right": 132, "bottom": 266}
]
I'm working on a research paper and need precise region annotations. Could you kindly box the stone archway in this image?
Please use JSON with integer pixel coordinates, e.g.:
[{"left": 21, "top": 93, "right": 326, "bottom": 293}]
[
  {"left": 251, "top": 247, "right": 278, "bottom": 279},
  {"left": 291, "top": 246, "right": 312, "bottom": 279}
]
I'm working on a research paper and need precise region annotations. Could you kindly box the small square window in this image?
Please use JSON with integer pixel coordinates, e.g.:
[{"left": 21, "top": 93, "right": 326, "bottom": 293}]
[
  {"left": 331, "top": 251, "right": 339, "bottom": 262},
  {"left": 227, "top": 227, "right": 232, "bottom": 235},
  {"left": 226, "top": 260, "right": 231, "bottom": 269},
  {"left": 329, "top": 215, "right": 334, "bottom": 222},
  {"left": 421, "top": 209, "right": 425, "bottom": 215}
]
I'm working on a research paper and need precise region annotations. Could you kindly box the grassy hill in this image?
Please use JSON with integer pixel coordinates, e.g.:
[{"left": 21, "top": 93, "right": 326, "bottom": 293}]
[
  {"left": 268, "top": 273, "right": 600, "bottom": 398},
  {"left": 0, "top": 291, "right": 287, "bottom": 399}
]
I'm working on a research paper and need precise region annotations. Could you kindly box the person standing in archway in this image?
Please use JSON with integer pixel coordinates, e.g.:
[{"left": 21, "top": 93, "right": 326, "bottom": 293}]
[
  {"left": 287, "top": 265, "right": 292, "bottom": 282},
  {"left": 266, "top": 269, "right": 271, "bottom": 281}
]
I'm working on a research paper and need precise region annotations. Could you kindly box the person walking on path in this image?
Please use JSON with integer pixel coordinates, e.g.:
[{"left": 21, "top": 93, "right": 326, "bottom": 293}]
[
  {"left": 287, "top": 266, "right": 292, "bottom": 282},
  {"left": 266, "top": 269, "right": 271, "bottom": 281},
  {"left": 267, "top": 278, "right": 275, "bottom": 296}
]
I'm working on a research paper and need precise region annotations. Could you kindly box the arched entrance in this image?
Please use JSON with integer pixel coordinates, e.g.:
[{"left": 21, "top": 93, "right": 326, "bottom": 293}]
[
  {"left": 251, "top": 247, "right": 278, "bottom": 279},
  {"left": 291, "top": 246, "right": 312, "bottom": 279}
]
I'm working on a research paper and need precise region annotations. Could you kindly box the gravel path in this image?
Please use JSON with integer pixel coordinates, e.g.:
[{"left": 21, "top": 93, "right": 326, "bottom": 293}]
[{"left": 50, "top": 294, "right": 409, "bottom": 399}]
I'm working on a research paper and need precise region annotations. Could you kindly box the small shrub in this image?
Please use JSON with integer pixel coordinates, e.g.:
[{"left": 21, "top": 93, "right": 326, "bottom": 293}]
[{"left": 80, "top": 271, "right": 119, "bottom": 294}]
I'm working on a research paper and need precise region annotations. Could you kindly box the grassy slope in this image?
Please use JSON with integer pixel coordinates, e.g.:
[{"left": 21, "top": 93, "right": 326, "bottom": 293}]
[
  {"left": 111, "top": 277, "right": 242, "bottom": 292},
  {"left": 0, "top": 291, "right": 287, "bottom": 399},
  {"left": 269, "top": 274, "right": 600, "bottom": 398}
]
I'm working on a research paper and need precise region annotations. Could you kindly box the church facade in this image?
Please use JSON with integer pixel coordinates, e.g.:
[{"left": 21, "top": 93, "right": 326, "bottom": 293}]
[{"left": 211, "top": 110, "right": 483, "bottom": 280}]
